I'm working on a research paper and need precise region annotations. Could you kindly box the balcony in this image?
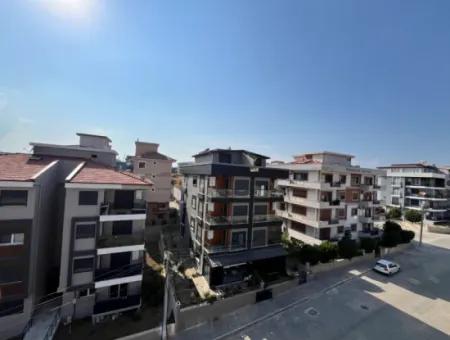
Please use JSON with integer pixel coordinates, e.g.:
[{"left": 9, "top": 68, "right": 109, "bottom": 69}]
[
  {"left": 97, "top": 231, "right": 144, "bottom": 248},
  {"left": 358, "top": 216, "right": 372, "bottom": 223},
  {"left": 207, "top": 189, "right": 250, "bottom": 199},
  {"left": 253, "top": 214, "right": 283, "bottom": 224},
  {"left": 328, "top": 218, "right": 340, "bottom": 225},
  {"left": 329, "top": 199, "right": 341, "bottom": 206},
  {"left": 205, "top": 215, "right": 249, "bottom": 226},
  {"left": 95, "top": 263, "right": 142, "bottom": 282},
  {"left": 94, "top": 294, "right": 141, "bottom": 315},
  {"left": 100, "top": 200, "right": 147, "bottom": 216},
  {"left": 254, "top": 189, "right": 284, "bottom": 199}
]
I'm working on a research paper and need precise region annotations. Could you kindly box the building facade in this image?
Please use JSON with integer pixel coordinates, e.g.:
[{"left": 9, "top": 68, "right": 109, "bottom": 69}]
[
  {"left": 128, "top": 141, "right": 175, "bottom": 226},
  {"left": 179, "top": 149, "right": 288, "bottom": 288},
  {"left": 274, "top": 152, "right": 382, "bottom": 244},
  {"left": 379, "top": 163, "right": 450, "bottom": 223},
  {"left": 0, "top": 154, "right": 61, "bottom": 339}
]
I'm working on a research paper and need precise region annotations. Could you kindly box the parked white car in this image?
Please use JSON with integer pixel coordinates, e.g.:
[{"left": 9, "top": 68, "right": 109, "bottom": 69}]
[{"left": 373, "top": 259, "right": 401, "bottom": 276}]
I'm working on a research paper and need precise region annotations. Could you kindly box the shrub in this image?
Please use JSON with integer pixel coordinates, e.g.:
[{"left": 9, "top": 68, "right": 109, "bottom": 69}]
[
  {"left": 318, "top": 241, "right": 338, "bottom": 263},
  {"left": 383, "top": 220, "right": 402, "bottom": 233},
  {"left": 404, "top": 209, "right": 422, "bottom": 223},
  {"left": 359, "top": 237, "right": 376, "bottom": 253},
  {"left": 381, "top": 221, "right": 402, "bottom": 248},
  {"left": 386, "top": 207, "right": 402, "bottom": 220},
  {"left": 338, "top": 236, "right": 359, "bottom": 260},
  {"left": 298, "top": 244, "right": 320, "bottom": 265},
  {"left": 400, "top": 230, "right": 415, "bottom": 243}
]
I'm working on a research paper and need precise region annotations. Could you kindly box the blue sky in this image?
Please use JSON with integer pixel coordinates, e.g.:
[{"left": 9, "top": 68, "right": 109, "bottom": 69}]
[{"left": 1, "top": 0, "right": 450, "bottom": 166}]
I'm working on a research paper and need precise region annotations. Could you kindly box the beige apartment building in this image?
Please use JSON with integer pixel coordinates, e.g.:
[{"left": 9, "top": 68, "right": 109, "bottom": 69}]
[
  {"left": 273, "top": 152, "right": 383, "bottom": 244},
  {"left": 128, "top": 141, "right": 175, "bottom": 226}
]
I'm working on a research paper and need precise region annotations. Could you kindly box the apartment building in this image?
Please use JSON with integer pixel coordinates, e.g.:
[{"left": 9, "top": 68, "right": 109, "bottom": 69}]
[
  {"left": 31, "top": 133, "right": 152, "bottom": 321},
  {"left": 58, "top": 161, "right": 151, "bottom": 322},
  {"left": 127, "top": 141, "right": 175, "bottom": 226},
  {"left": 274, "top": 152, "right": 382, "bottom": 244},
  {"left": 379, "top": 163, "right": 450, "bottom": 223},
  {"left": 179, "top": 149, "right": 288, "bottom": 288},
  {"left": 0, "top": 154, "right": 60, "bottom": 339}
]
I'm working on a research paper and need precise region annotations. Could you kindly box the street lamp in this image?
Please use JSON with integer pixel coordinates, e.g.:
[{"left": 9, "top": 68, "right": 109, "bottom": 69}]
[{"left": 419, "top": 193, "right": 430, "bottom": 247}]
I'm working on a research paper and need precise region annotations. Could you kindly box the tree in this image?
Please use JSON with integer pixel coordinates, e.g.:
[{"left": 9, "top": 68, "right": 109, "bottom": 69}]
[
  {"left": 404, "top": 209, "right": 422, "bottom": 223},
  {"left": 318, "top": 241, "right": 338, "bottom": 263},
  {"left": 381, "top": 221, "right": 402, "bottom": 247},
  {"left": 359, "top": 237, "right": 376, "bottom": 253},
  {"left": 338, "top": 236, "right": 359, "bottom": 260},
  {"left": 386, "top": 207, "right": 402, "bottom": 220},
  {"left": 400, "top": 230, "right": 415, "bottom": 243},
  {"left": 298, "top": 244, "right": 320, "bottom": 265}
]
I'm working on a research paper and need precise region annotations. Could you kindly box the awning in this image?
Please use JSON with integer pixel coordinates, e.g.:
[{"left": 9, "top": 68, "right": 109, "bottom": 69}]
[{"left": 208, "top": 245, "right": 287, "bottom": 268}]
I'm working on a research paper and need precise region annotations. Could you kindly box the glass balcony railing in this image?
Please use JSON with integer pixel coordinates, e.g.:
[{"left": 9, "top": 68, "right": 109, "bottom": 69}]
[
  {"left": 253, "top": 214, "right": 283, "bottom": 223},
  {"left": 93, "top": 294, "right": 141, "bottom": 315},
  {"left": 254, "top": 189, "right": 284, "bottom": 198},
  {"left": 207, "top": 189, "right": 250, "bottom": 198},
  {"left": 205, "top": 215, "right": 249, "bottom": 225},
  {"left": 95, "top": 263, "right": 142, "bottom": 282},
  {"left": 100, "top": 200, "right": 147, "bottom": 215},
  {"left": 97, "top": 231, "right": 144, "bottom": 248}
]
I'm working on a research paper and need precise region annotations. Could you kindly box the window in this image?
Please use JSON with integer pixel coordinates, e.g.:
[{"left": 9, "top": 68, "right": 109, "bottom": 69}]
[
  {"left": 78, "top": 191, "right": 98, "bottom": 205},
  {"left": 352, "top": 192, "right": 359, "bottom": 201},
  {"left": 292, "top": 205, "right": 307, "bottom": 215},
  {"left": 192, "top": 176, "right": 198, "bottom": 187},
  {"left": 392, "top": 197, "right": 400, "bottom": 205},
  {"left": 337, "top": 226, "right": 344, "bottom": 234},
  {"left": 234, "top": 178, "right": 250, "bottom": 196},
  {"left": 337, "top": 209, "right": 346, "bottom": 218},
  {"left": 351, "top": 208, "right": 358, "bottom": 216},
  {"left": 351, "top": 175, "right": 361, "bottom": 185},
  {"left": 232, "top": 204, "right": 248, "bottom": 217},
  {"left": 73, "top": 257, "right": 94, "bottom": 273},
  {"left": 293, "top": 189, "right": 307, "bottom": 198},
  {"left": 252, "top": 228, "right": 267, "bottom": 247},
  {"left": 324, "top": 174, "right": 333, "bottom": 184},
  {"left": 338, "top": 191, "right": 346, "bottom": 201},
  {"left": 109, "top": 283, "right": 128, "bottom": 298},
  {"left": 291, "top": 221, "right": 306, "bottom": 233},
  {"left": 75, "top": 223, "right": 96, "bottom": 239},
  {"left": 254, "top": 204, "right": 268, "bottom": 216},
  {"left": 0, "top": 190, "right": 28, "bottom": 206},
  {"left": 138, "top": 162, "right": 146, "bottom": 169},
  {"left": 191, "top": 196, "right": 197, "bottom": 209},
  {"left": 77, "top": 288, "right": 95, "bottom": 298},
  {"left": 351, "top": 224, "right": 357, "bottom": 232},
  {"left": 340, "top": 175, "right": 347, "bottom": 184},
  {"left": 0, "top": 233, "right": 24, "bottom": 245},
  {"left": 231, "top": 230, "right": 247, "bottom": 249},
  {"left": 294, "top": 172, "right": 308, "bottom": 181},
  {"left": 91, "top": 154, "right": 98, "bottom": 159}
]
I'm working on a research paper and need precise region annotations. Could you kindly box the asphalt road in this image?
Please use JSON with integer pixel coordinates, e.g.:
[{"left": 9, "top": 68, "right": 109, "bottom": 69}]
[{"left": 228, "top": 227, "right": 450, "bottom": 340}]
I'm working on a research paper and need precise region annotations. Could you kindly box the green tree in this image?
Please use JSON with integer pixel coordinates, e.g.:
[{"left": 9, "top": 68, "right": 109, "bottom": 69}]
[
  {"left": 359, "top": 237, "right": 376, "bottom": 253},
  {"left": 381, "top": 221, "right": 402, "bottom": 247},
  {"left": 386, "top": 207, "right": 402, "bottom": 220},
  {"left": 404, "top": 209, "right": 422, "bottom": 223},
  {"left": 338, "top": 236, "right": 359, "bottom": 260},
  {"left": 298, "top": 244, "right": 320, "bottom": 265},
  {"left": 318, "top": 241, "right": 338, "bottom": 263},
  {"left": 400, "top": 230, "right": 415, "bottom": 243}
]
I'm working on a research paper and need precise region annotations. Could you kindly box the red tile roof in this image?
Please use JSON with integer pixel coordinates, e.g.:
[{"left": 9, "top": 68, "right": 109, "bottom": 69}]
[
  {"left": 70, "top": 162, "right": 152, "bottom": 186},
  {"left": 0, "top": 153, "right": 55, "bottom": 182}
]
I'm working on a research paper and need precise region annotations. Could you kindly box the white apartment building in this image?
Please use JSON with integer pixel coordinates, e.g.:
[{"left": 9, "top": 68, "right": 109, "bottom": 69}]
[
  {"left": 379, "top": 163, "right": 450, "bottom": 224},
  {"left": 273, "top": 152, "right": 383, "bottom": 244},
  {"left": 128, "top": 141, "right": 175, "bottom": 225}
]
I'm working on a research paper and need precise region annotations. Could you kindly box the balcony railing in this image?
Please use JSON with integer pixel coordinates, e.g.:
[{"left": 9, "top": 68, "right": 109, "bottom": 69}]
[
  {"left": 328, "top": 218, "right": 340, "bottom": 225},
  {"left": 207, "top": 189, "right": 250, "bottom": 199},
  {"left": 95, "top": 263, "right": 142, "bottom": 282},
  {"left": 205, "top": 215, "right": 249, "bottom": 225},
  {"left": 100, "top": 200, "right": 147, "bottom": 215},
  {"left": 97, "top": 231, "right": 144, "bottom": 248},
  {"left": 253, "top": 214, "right": 283, "bottom": 223},
  {"left": 254, "top": 189, "right": 284, "bottom": 198},
  {"left": 94, "top": 294, "right": 141, "bottom": 315},
  {"left": 329, "top": 199, "right": 341, "bottom": 206},
  {"left": 330, "top": 182, "right": 343, "bottom": 188}
]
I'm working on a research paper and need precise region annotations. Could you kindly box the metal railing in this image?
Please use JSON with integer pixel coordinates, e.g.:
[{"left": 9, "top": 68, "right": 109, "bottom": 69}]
[
  {"left": 100, "top": 200, "right": 147, "bottom": 215},
  {"left": 254, "top": 189, "right": 284, "bottom": 198},
  {"left": 207, "top": 189, "right": 250, "bottom": 198},
  {"left": 97, "top": 231, "right": 144, "bottom": 248},
  {"left": 205, "top": 215, "right": 249, "bottom": 225},
  {"left": 253, "top": 215, "right": 283, "bottom": 223}
]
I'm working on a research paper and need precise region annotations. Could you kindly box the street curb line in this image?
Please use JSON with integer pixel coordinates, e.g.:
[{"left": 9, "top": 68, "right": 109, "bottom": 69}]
[{"left": 213, "top": 267, "right": 372, "bottom": 340}]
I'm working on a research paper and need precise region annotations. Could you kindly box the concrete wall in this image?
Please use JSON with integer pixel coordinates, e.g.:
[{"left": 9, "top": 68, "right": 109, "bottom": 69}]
[
  {"left": 33, "top": 145, "right": 115, "bottom": 167},
  {"left": 132, "top": 158, "right": 172, "bottom": 203}
]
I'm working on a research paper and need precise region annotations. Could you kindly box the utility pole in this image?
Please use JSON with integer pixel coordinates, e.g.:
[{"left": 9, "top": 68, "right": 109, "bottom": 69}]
[{"left": 161, "top": 251, "right": 170, "bottom": 340}]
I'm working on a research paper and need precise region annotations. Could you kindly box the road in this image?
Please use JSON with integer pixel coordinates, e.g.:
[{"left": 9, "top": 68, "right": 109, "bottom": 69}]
[{"left": 176, "top": 225, "right": 450, "bottom": 340}]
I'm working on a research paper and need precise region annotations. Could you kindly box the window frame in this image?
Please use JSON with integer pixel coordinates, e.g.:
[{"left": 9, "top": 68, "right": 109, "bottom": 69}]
[
  {"left": 0, "top": 190, "right": 28, "bottom": 206},
  {"left": 78, "top": 191, "right": 98, "bottom": 206},
  {"left": 251, "top": 227, "right": 267, "bottom": 248},
  {"left": 75, "top": 222, "right": 96, "bottom": 239},
  {"left": 73, "top": 256, "right": 94, "bottom": 274}
]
